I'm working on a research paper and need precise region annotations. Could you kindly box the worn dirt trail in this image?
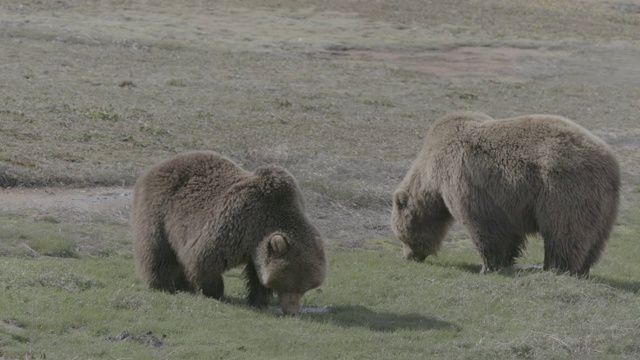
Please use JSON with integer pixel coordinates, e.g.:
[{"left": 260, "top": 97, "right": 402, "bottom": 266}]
[{"left": 0, "top": 187, "right": 132, "bottom": 214}]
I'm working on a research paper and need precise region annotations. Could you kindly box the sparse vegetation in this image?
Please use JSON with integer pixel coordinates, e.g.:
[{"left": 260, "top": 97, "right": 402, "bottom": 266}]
[
  {"left": 165, "top": 79, "right": 187, "bottom": 87},
  {"left": 1, "top": 225, "right": 640, "bottom": 359},
  {"left": 0, "top": 0, "right": 638, "bottom": 359}
]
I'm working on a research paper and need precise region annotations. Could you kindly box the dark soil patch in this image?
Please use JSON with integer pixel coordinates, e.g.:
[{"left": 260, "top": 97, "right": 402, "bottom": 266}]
[
  {"left": 1, "top": 319, "right": 25, "bottom": 330},
  {"left": 107, "top": 331, "right": 165, "bottom": 348}
]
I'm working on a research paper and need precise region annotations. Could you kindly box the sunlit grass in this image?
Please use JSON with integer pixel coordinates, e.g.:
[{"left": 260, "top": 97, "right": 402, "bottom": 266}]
[{"left": 1, "top": 218, "right": 639, "bottom": 359}]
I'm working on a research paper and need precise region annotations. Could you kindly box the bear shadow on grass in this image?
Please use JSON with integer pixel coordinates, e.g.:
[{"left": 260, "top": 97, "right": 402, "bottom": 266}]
[
  {"left": 427, "top": 259, "right": 544, "bottom": 276},
  {"left": 426, "top": 259, "right": 483, "bottom": 274},
  {"left": 301, "top": 305, "right": 460, "bottom": 333},
  {"left": 589, "top": 275, "right": 640, "bottom": 293},
  {"left": 427, "top": 261, "right": 640, "bottom": 293},
  {"left": 219, "top": 297, "right": 460, "bottom": 332}
]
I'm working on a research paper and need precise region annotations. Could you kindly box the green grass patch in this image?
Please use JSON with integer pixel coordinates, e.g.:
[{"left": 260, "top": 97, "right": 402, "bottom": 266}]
[
  {"left": 1, "top": 204, "right": 638, "bottom": 359},
  {"left": 82, "top": 106, "right": 120, "bottom": 122},
  {"left": 0, "top": 216, "right": 77, "bottom": 258},
  {"left": 165, "top": 79, "right": 187, "bottom": 87},
  {"left": 1, "top": 241, "right": 639, "bottom": 359},
  {"left": 0, "top": 211, "right": 131, "bottom": 258}
]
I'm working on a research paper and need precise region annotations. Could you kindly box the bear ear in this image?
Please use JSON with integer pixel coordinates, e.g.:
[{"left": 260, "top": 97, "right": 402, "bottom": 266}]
[
  {"left": 394, "top": 189, "right": 409, "bottom": 208},
  {"left": 268, "top": 234, "right": 289, "bottom": 257}
]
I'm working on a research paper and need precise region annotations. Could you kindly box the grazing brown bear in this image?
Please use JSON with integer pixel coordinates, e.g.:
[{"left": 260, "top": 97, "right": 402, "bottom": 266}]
[
  {"left": 392, "top": 112, "right": 620, "bottom": 276},
  {"left": 131, "top": 151, "right": 326, "bottom": 314}
]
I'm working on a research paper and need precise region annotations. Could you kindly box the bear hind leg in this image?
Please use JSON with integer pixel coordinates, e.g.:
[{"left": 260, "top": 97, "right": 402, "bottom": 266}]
[
  {"left": 578, "top": 212, "right": 617, "bottom": 276},
  {"left": 541, "top": 232, "right": 586, "bottom": 275},
  {"left": 576, "top": 233, "right": 610, "bottom": 276},
  {"left": 136, "top": 243, "right": 190, "bottom": 293},
  {"left": 538, "top": 184, "right": 618, "bottom": 276},
  {"left": 539, "top": 216, "right": 606, "bottom": 276},
  {"left": 243, "top": 261, "right": 273, "bottom": 309},
  {"left": 542, "top": 240, "right": 578, "bottom": 275}
]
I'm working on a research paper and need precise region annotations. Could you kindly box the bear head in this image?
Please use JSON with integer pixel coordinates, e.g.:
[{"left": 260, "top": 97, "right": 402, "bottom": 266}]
[
  {"left": 391, "top": 187, "right": 451, "bottom": 262},
  {"left": 250, "top": 166, "right": 327, "bottom": 314},
  {"left": 257, "top": 231, "right": 326, "bottom": 314}
]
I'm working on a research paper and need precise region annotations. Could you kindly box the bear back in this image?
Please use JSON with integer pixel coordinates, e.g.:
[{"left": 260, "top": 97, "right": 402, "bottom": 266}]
[{"left": 415, "top": 112, "right": 619, "bottom": 193}]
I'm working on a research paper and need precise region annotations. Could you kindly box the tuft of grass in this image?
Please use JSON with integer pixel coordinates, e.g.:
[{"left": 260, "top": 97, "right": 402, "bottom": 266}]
[
  {"left": 275, "top": 98, "right": 292, "bottom": 108},
  {"left": 82, "top": 106, "right": 120, "bottom": 122},
  {"left": 0, "top": 211, "right": 131, "bottom": 258},
  {"left": 138, "top": 124, "right": 173, "bottom": 138},
  {"left": 165, "top": 79, "right": 187, "bottom": 87},
  {"left": 301, "top": 177, "right": 390, "bottom": 209},
  {"left": 363, "top": 98, "right": 394, "bottom": 107},
  {"left": 25, "top": 234, "right": 78, "bottom": 258},
  {"left": 26, "top": 272, "right": 104, "bottom": 292},
  {"left": 0, "top": 218, "right": 77, "bottom": 258}
]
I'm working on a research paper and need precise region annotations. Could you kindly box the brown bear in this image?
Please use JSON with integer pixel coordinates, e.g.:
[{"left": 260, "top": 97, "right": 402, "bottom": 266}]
[
  {"left": 392, "top": 112, "right": 620, "bottom": 276},
  {"left": 131, "top": 151, "right": 326, "bottom": 314}
]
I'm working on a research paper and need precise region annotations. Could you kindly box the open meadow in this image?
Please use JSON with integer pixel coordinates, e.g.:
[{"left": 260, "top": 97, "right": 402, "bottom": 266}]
[{"left": 1, "top": 0, "right": 639, "bottom": 358}]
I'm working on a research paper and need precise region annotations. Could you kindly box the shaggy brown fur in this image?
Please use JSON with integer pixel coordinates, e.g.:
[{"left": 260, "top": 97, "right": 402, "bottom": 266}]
[
  {"left": 392, "top": 112, "right": 620, "bottom": 275},
  {"left": 131, "top": 151, "right": 326, "bottom": 314}
]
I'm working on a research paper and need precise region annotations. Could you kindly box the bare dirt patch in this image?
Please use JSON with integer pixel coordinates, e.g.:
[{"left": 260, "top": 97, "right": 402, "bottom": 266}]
[
  {"left": 339, "top": 46, "right": 570, "bottom": 83},
  {"left": 0, "top": 187, "right": 131, "bottom": 214},
  {"left": 107, "top": 331, "right": 165, "bottom": 348},
  {"left": 1, "top": 319, "right": 25, "bottom": 330}
]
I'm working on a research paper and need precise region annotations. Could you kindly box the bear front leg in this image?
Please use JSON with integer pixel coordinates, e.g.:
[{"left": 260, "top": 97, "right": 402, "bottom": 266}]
[
  {"left": 172, "top": 271, "right": 196, "bottom": 293},
  {"left": 199, "top": 274, "right": 225, "bottom": 299},
  {"left": 476, "top": 238, "right": 520, "bottom": 273},
  {"left": 478, "top": 248, "right": 503, "bottom": 274},
  {"left": 471, "top": 230, "right": 523, "bottom": 274},
  {"left": 243, "top": 261, "right": 273, "bottom": 309},
  {"left": 183, "top": 258, "right": 225, "bottom": 299},
  {"left": 540, "top": 221, "right": 597, "bottom": 276}
]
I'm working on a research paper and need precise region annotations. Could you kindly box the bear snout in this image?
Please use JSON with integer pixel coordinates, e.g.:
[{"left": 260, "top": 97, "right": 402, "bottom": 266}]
[
  {"left": 279, "top": 292, "right": 303, "bottom": 315},
  {"left": 402, "top": 243, "right": 427, "bottom": 262}
]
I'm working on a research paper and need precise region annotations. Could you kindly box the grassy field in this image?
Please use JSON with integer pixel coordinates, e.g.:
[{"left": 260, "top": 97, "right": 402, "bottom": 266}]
[
  {"left": 1, "top": 0, "right": 639, "bottom": 359},
  {"left": 1, "top": 209, "right": 640, "bottom": 359}
]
